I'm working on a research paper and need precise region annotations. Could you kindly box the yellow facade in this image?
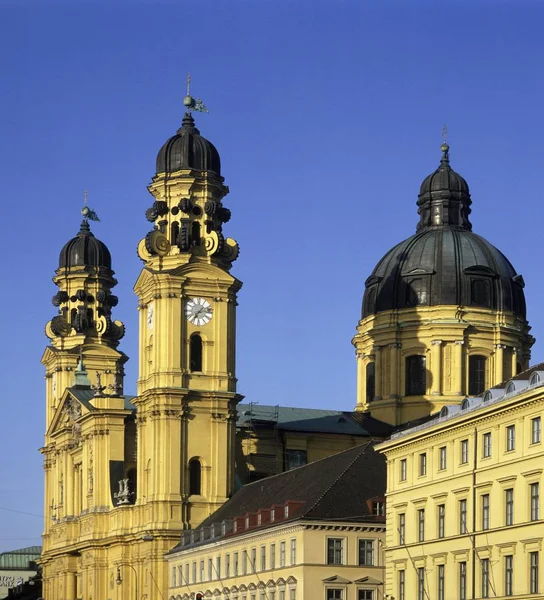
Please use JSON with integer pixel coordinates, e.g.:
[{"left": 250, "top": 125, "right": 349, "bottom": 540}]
[
  {"left": 167, "top": 520, "right": 385, "bottom": 600},
  {"left": 377, "top": 376, "right": 544, "bottom": 599},
  {"left": 353, "top": 304, "right": 532, "bottom": 426}
]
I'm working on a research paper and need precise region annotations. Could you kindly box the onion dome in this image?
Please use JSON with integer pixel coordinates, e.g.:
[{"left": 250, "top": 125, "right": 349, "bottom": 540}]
[
  {"left": 362, "top": 145, "right": 527, "bottom": 320},
  {"left": 59, "top": 220, "right": 112, "bottom": 270},
  {"left": 156, "top": 112, "right": 221, "bottom": 175}
]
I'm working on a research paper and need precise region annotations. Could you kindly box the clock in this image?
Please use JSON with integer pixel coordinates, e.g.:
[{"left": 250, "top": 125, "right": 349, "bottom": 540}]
[
  {"left": 147, "top": 303, "right": 154, "bottom": 329},
  {"left": 186, "top": 297, "right": 213, "bottom": 326}
]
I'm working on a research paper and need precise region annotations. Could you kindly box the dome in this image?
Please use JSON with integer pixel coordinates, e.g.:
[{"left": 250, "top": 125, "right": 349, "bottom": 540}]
[
  {"left": 362, "top": 145, "right": 527, "bottom": 320},
  {"left": 156, "top": 113, "right": 221, "bottom": 175},
  {"left": 59, "top": 220, "right": 112, "bottom": 270}
]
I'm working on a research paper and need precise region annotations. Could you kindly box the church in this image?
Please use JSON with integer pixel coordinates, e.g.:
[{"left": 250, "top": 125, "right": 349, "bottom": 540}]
[{"left": 39, "top": 88, "right": 535, "bottom": 600}]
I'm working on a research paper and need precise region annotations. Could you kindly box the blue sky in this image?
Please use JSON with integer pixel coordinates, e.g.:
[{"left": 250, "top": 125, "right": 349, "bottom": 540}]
[{"left": 1, "top": 0, "right": 543, "bottom": 550}]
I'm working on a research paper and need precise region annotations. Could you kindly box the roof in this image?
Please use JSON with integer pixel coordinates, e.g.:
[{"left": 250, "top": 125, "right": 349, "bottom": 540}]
[
  {"left": 0, "top": 546, "right": 41, "bottom": 570},
  {"left": 236, "top": 404, "right": 393, "bottom": 437},
  {"left": 68, "top": 388, "right": 136, "bottom": 411},
  {"left": 171, "top": 442, "right": 386, "bottom": 553}
]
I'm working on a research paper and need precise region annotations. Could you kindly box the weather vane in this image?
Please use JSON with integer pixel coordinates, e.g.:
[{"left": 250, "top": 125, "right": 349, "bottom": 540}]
[
  {"left": 81, "top": 189, "right": 100, "bottom": 222},
  {"left": 183, "top": 73, "right": 209, "bottom": 113}
]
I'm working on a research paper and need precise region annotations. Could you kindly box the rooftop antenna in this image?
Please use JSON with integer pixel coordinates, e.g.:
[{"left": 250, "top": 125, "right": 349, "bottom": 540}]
[{"left": 183, "top": 73, "right": 209, "bottom": 113}]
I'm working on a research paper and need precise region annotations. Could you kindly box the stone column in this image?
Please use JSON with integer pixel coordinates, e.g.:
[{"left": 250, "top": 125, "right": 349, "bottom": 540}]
[
  {"left": 511, "top": 347, "right": 519, "bottom": 377},
  {"left": 431, "top": 340, "right": 443, "bottom": 395},
  {"left": 389, "top": 343, "right": 401, "bottom": 397},
  {"left": 495, "top": 344, "right": 505, "bottom": 384},
  {"left": 453, "top": 340, "right": 464, "bottom": 395},
  {"left": 65, "top": 570, "right": 77, "bottom": 600},
  {"left": 373, "top": 346, "right": 382, "bottom": 400},
  {"left": 356, "top": 351, "right": 365, "bottom": 409}
]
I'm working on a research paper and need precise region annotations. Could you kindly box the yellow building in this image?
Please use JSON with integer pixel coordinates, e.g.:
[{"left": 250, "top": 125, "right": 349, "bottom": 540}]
[
  {"left": 166, "top": 443, "right": 386, "bottom": 600},
  {"left": 377, "top": 365, "right": 544, "bottom": 600}
]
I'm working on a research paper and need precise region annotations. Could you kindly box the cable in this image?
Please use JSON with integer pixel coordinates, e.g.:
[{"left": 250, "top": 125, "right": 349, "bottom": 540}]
[{"left": 0, "top": 506, "right": 44, "bottom": 519}]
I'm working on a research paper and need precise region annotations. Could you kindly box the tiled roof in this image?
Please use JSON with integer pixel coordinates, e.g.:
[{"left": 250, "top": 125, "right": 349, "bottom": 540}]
[
  {"left": 236, "top": 404, "right": 393, "bottom": 437},
  {"left": 170, "top": 442, "right": 386, "bottom": 553}
]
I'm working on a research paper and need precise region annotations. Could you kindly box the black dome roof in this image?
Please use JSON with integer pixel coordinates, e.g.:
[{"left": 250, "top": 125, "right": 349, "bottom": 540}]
[
  {"left": 59, "top": 221, "right": 112, "bottom": 270},
  {"left": 362, "top": 145, "right": 526, "bottom": 320},
  {"left": 156, "top": 113, "right": 221, "bottom": 175}
]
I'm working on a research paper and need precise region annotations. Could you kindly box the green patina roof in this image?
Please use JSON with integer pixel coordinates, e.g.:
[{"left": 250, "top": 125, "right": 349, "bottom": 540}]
[
  {"left": 68, "top": 388, "right": 136, "bottom": 411},
  {"left": 0, "top": 546, "right": 41, "bottom": 570},
  {"left": 236, "top": 403, "right": 392, "bottom": 437}
]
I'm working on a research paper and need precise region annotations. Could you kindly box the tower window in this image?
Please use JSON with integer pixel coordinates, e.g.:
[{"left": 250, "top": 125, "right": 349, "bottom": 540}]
[
  {"left": 405, "top": 355, "right": 426, "bottom": 396},
  {"left": 406, "top": 278, "right": 428, "bottom": 307},
  {"left": 171, "top": 221, "right": 180, "bottom": 245},
  {"left": 468, "top": 355, "right": 486, "bottom": 395},
  {"left": 189, "top": 458, "right": 202, "bottom": 495},
  {"left": 366, "top": 362, "right": 375, "bottom": 402},
  {"left": 191, "top": 222, "right": 201, "bottom": 246},
  {"left": 190, "top": 334, "right": 203, "bottom": 372},
  {"left": 471, "top": 279, "right": 491, "bottom": 307}
]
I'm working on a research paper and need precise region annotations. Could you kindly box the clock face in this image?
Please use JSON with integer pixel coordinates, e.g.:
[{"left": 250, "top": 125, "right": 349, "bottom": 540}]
[{"left": 186, "top": 297, "right": 213, "bottom": 326}]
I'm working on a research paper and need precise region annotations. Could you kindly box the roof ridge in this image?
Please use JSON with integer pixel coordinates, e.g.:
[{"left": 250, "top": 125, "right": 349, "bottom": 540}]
[{"left": 301, "top": 442, "right": 373, "bottom": 517}]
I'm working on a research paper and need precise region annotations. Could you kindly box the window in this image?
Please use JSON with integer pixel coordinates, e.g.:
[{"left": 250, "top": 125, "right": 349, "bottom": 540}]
[
  {"left": 531, "top": 482, "right": 540, "bottom": 521},
  {"left": 505, "top": 488, "right": 514, "bottom": 526},
  {"left": 419, "top": 453, "right": 427, "bottom": 476},
  {"left": 285, "top": 449, "right": 307, "bottom": 470},
  {"left": 506, "top": 425, "right": 516, "bottom": 451},
  {"left": 251, "top": 548, "right": 256, "bottom": 573},
  {"left": 188, "top": 458, "right": 201, "bottom": 495},
  {"left": 200, "top": 560, "right": 204, "bottom": 582},
  {"left": 177, "top": 565, "right": 182, "bottom": 585},
  {"left": 505, "top": 555, "right": 513, "bottom": 596},
  {"left": 459, "top": 561, "right": 467, "bottom": 600},
  {"left": 270, "top": 544, "right": 275, "bottom": 569},
  {"left": 290, "top": 539, "right": 296, "bottom": 565},
  {"left": 437, "top": 564, "right": 445, "bottom": 600},
  {"left": 172, "top": 566, "right": 176, "bottom": 587},
  {"left": 530, "top": 551, "right": 539, "bottom": 594},
  {"left": 459, "top": 499, "right": 468, "bottom": 534},
  {"left": 482, "top": 494, "right": 490, "bottom": 530},
  {"left": 437, "top": 504, "right": 445, "bottom": 538},
  {"left": 366, "top": 362, "right": 375, "bottom": 402},
  {"left": 189, "top": 334, "right": 203, "bottom": 372},
  {"left": 327, "top": 538, "right": 343, "bottom": 565},
  {"left": 326, "top": 591, "right": 343, "bottom": 600},
  {"left": 280, "top": 541, "right": 286, "bottom": 567},
  {"left": 532, "top": 416, "right": 542, "bottom": 444},
  {"left": 192, "top": 561, "right": 196, "bottom": 583},
  {"left": 358, "top": 592, "right": 373, "bottom": 600},
  {"left": 406, "top": 355, "right": 426, "bottom": 395},
  {"left": 216, "top": 556, "right": 221, "bottom": 579},
  {"left": 398, "top": 513, "right": 406, "bottom": 545},
  {"left": 417, "top": 567, "right": 425, "bottom": 600},
  {"left": 226, "top": 554, "right": 230, "bottom": 578},
  {"left": 398, "top": 569, "right": 405, "bottom": 600},
  {"left": 400, "top": 458, "right": 407, "bottom": 481},
  {"left": 185, "top": 563, "right": 189, "bottom": 584},
  {"left": 233, "top": 552, "right": 238, "bottom": 576},
  {"left": 483, "top": 432, "right": 492, "bottom": 457},
  {"left": 471, "top": 279, "right": 491, "bottom": 307},
  {"left": 418, "top": 508, "right": 425, "bottom": 542},
  {"left": 439, "top": 446, "right": 447, "bottom": 470},
  {"left": 373, "top": 501, "right": 385, "bottom": 516},
  {"left": 260, "top": 546, "right": 266, "bottom": 571},
  {"left": 469, "top": 355, "right": 486, "bottom": 395},
  {"left": 358, "top": 539, "right": 374, "bottom": 566},
  {"left": 460, "top": 439, "right": 469, "bottom": 464},
  {"left": 481, "top": 558, "right": 490, "bottom": 598},
  {"left": 242, "top": 551, "right": 247, "bottom": 575},
  {"left": 208, "top": 558, "right": 213, "bottom": 581},
  {"left": 290, "top": 589, "right": 296, "bottom": 600}
]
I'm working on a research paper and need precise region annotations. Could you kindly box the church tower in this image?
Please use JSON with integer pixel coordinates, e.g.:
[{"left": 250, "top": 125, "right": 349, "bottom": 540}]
[
  {"left": 353, "top": 143, "right": 533, "bottom": 426},
  {"left": 133, "top": 91, "right": 241, "bottom": 527}
]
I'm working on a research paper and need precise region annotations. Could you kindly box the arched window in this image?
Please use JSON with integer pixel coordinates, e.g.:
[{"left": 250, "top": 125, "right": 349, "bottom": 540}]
[
  {"left": 171, "top": 221, "right": 180, "bottom": 245},
  {"left": 191, "top": 222, "right": 201, "bottom": 246},
  {"left": 366, "top": 362, "right": 375, "bottom": 402},
  {"left": 189, "top": 459, "right": 202, "bottom": 495},
  {"left": 405, "top": 355, "right": 426, "bottom": 396},
  {"left": 190, "top": 334, "right": 203, "bottom": 372},
  {"left": 530, "top": 372, "right": 541, "bottom": 386},
  {"left": 505, "top": 381, "right": 516, "bottom": 394},
  {"left": 468, "top": 355, "right": 486, "bottom": 396}
]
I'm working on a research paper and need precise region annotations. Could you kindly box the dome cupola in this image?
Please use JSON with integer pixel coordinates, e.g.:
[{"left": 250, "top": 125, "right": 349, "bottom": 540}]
[{"left": 59, "top": 220, "right": 112, "bottom": 271}]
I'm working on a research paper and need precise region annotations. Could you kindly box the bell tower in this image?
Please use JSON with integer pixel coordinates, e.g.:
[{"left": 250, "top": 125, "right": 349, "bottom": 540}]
[{"left": 134, "top": 88, "right": 242, "bottom": 527}]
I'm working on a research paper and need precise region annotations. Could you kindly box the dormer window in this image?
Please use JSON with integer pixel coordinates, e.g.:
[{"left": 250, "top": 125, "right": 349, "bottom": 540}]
[
  {"left": 270, "top": 509, "right": 275, "bottom": 522},
  {"left": 530, "top": 372, "right": 541, "bottom": 385},
  {"left": 373, "top": 501, "right": 385, "bottom": 516},
  {"left": 505, "top": 381, "right": 516, "bottom": 394}
]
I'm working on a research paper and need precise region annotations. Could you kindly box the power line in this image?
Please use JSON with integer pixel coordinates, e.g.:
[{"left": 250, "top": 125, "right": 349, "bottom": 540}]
[{"left": 0, "top": 506, "right": 44, "bottom": 519}]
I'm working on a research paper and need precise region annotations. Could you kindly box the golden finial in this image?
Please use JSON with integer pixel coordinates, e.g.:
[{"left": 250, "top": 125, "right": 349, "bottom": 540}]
[{"left": 441, "top": 124, "right": 449, "bottom": 153}]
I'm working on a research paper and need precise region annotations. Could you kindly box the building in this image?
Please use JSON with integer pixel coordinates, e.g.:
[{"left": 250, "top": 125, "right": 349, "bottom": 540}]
[
  {"left": 40, "top": 85, "right": 538, "bottom": 600},
  {"left": 166, "top": 443, "right": 386, "bottom": 600},
  {"left": 377, "top": 365, "right": 544, "bottom": 599},
  {"left": 0, "top": 547, "right": 41, "bottom": 599}
]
